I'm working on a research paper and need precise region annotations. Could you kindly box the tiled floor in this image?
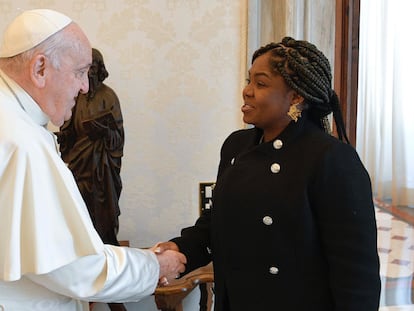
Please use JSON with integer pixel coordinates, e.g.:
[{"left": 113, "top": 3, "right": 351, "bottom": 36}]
[{"left": 376, "top": 199, "right": 414, "bottom": 310}]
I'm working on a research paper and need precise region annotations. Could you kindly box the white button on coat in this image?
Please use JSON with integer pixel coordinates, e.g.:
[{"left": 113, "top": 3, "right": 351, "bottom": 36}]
[
  {"left": 269, "top": 266, "right": 279, "bottom": 274},
  {"left": 273, "top": 139, "right": 283, "bottom": 149},
  {"left": 270, "top": 163, "right": 280, "bottom": 173},
  {"left": 230, "top": 158, "right": 235, "bottom": 165},
  {"left": 262, "top": 216, "right": 273, "bottom": 225}
]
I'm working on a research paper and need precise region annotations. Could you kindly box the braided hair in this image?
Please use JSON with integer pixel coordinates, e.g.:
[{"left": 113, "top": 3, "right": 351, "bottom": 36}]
[{"left": 252, "top": 37, "right": 350, "bottom": 143}]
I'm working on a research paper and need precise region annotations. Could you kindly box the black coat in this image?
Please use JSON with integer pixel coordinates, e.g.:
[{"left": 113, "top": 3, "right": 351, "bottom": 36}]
[{"left": 172, "top": 116, "right": 381, "bottom": 311}]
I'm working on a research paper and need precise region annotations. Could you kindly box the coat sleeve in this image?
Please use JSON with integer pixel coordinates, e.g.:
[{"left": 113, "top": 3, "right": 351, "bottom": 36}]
[
  {"left": 170, "top": 208, "right": 212, "bottom": 274},
  {"left": 26, "top": 245, "right": 159, "bottom": 303},
  {"left": 169, "top": 131, "right": 243, "bottom": 274},
  {"left": 310, "top": 142, "right": 381, "bottom": 310}
]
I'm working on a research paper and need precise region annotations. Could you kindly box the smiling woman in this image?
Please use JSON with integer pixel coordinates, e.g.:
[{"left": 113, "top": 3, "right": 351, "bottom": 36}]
[{"left": 155, "top": 36, "right": 381, "bottom": 311}]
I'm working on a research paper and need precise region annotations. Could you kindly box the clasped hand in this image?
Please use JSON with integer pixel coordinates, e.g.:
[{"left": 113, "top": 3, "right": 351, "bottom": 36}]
[{"left": 151, "top": 241, "right": 186, "bottom": 286}]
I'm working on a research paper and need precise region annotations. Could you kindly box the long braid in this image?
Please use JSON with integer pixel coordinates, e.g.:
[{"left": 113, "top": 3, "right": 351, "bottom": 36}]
[
  {"left": 330, "top": 91, "right": 350, "bottom": 143},
  {"left": 252, "top": 37, "right": 350, "bottom": 143}
]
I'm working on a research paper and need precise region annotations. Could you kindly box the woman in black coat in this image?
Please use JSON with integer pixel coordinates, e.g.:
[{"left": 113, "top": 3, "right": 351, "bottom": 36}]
[{"left": 157, "top": 37, "right": 381, "bottom": 310}]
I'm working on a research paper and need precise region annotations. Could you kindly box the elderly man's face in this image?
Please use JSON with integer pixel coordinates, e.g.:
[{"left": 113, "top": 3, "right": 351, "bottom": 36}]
[{"left": 43, "top": 24, "right": 92, "bottom": 127}]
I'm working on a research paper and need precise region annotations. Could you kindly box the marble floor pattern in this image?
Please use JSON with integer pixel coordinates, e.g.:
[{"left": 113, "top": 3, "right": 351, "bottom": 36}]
[{"left": 376, "top": 200, "right": 414, "bottom": 310}]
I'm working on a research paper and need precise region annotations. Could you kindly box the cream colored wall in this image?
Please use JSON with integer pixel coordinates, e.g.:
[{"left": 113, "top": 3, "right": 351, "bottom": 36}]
[{"left": 0, "top": 1, "right": 246, "bottom": 249}]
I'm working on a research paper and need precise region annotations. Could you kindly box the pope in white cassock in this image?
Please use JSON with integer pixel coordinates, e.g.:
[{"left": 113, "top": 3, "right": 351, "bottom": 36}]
[{"left": 0, "top": 9, "right": 186, "bottom": 310}]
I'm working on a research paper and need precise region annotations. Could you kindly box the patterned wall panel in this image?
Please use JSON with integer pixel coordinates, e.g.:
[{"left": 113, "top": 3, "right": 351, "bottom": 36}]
[{"left": 0, "top": 0, "right": 246, "bottom": 247}]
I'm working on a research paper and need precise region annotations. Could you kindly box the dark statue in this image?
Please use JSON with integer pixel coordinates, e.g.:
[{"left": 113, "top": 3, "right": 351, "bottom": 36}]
[{"left": 57, "top": 48, "right": 126, "bottom": 311}]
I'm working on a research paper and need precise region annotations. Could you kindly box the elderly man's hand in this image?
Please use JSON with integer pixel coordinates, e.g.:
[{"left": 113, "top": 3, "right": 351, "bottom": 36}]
[{"left": 151, "top": 246, "right": 186, "bottom": 286}]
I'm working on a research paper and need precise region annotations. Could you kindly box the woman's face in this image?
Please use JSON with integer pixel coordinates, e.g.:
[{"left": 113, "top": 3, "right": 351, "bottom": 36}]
[{"left": 242, "top": 52, "right": 301, "bottom": 139}]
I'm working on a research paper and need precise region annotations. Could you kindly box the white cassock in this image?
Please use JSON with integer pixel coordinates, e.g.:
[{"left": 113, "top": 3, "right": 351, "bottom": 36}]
[{"left": 0, "top": 70, "right": 160, "bottom": 310}]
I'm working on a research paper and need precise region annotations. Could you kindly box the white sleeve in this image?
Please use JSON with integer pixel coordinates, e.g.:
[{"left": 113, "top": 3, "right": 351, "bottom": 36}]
[{"left": 26, "top": 245, "right": 160, "bottom": 303}]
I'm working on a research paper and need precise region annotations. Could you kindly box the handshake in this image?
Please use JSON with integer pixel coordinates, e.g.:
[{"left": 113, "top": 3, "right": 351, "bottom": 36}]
[{"left": 151, "top": 241, "right": 186, "bottom": 286}]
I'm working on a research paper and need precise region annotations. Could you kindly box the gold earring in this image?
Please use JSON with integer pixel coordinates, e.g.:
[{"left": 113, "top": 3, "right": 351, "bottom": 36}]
[{"left": 287, "top": 103, "right": 302, "bottom": 122}]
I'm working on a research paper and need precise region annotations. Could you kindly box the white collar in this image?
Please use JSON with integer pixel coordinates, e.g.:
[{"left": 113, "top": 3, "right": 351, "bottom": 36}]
[{"left": 0, "top": 69, "right": 49, "bottom": 127}]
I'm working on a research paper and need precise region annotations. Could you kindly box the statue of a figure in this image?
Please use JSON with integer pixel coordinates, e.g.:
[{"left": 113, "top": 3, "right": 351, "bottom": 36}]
[{"left": 57, "top": 48, "right": 126, "bottom": 311}]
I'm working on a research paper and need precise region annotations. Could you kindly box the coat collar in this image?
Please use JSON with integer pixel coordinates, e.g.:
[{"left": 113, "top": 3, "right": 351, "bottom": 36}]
[{"left": 250, "top": 112, "right": 309, "bottom": 154}]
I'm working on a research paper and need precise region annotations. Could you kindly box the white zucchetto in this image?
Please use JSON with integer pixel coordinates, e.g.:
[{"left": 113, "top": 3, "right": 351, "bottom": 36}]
[{"left": 0, "top": 9, "right": 72, "bottom": 58}]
